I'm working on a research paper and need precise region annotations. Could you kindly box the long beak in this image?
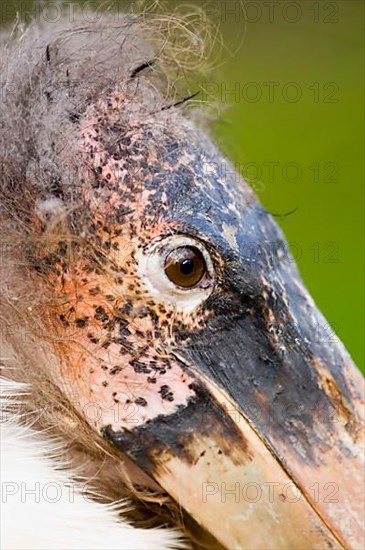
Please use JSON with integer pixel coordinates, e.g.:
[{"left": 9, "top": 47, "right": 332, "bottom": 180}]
[{"left": 103, "top": 266, "right": 364, "bottom": 548}]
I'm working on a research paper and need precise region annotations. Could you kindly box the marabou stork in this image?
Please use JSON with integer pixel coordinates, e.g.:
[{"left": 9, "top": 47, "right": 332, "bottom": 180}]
[{"left": 0, "top": 8, "right": 364, "bottom": 550}]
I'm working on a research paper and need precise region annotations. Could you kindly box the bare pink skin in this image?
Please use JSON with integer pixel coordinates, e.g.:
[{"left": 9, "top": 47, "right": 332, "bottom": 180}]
[{"left": 39, "top": 93, "right": 198, "bottom": 431}]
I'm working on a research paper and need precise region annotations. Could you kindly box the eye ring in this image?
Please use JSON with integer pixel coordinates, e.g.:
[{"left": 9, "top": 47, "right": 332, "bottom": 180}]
[{"left": 164, "top": 245, "right": 206, "bottom": 288}]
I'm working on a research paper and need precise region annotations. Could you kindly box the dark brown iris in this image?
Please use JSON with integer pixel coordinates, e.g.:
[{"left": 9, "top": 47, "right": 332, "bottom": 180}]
[{"left": 164, "top": 246, "right": 206, "bottom": 288}]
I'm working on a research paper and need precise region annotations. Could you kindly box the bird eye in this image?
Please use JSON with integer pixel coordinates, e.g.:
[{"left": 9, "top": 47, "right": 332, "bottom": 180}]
[
  {"left": 136, "top": 235, "right": 214, "bottom": 312},
  {"left": 164, "top": 246, "right": 206, "bottom": 288}
]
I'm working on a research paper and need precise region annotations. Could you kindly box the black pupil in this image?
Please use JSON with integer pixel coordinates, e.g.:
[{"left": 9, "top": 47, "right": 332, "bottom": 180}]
[
  {"left": 164, "top": 245, "right": 206, "bottom": 288},
  {"left": 180, "top": 258, "right": 195, "bottom": 275}
]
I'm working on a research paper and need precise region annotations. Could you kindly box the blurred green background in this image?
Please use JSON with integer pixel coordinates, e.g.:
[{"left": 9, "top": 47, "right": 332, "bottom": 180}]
[{"left": 1, "top": 1, "right": 363, "bottom": 371}]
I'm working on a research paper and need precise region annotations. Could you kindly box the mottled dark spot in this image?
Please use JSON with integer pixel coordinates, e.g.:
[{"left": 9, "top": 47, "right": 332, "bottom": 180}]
[
  {"left": 89, "top": 286, "right": 101, "bottom": 296},
  {"left": 159, "top": 385, "right": 174, "bottom": 402},
  {"left": 135, "top": 397, "right": 147, "bottom": 407},
  {"left": 59, "top": 314, "right": 69, "bottom": 326},
  {"left": 75, "top": 318, "right": 88, "bottom": 328},
  {"left": 110, "top": 365, "right": 122, "bottom": 375},
  {"left": 94, "top": 305, "right": 108, "bottom": 322}
]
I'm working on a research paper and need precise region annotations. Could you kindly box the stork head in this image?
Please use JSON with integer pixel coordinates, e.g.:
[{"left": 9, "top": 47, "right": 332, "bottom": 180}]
[{"left": 1, "top": 12, "right": 364, "bottom": 549}]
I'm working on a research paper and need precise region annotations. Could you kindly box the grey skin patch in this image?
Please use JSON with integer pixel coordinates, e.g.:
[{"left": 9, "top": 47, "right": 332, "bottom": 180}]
[{"left": 174, "top": 203, "right": 362, "bottom": 465}]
